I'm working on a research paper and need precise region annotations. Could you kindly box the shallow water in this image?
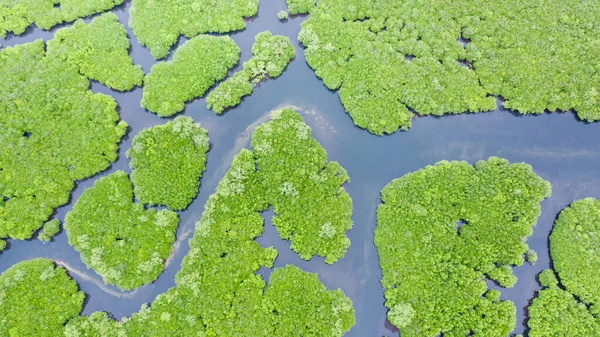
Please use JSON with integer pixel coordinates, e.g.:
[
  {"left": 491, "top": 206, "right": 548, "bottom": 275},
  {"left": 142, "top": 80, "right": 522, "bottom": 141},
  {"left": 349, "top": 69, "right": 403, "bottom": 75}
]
[{"left": 2, "top": 1, "right": 600, "bottom": 336}]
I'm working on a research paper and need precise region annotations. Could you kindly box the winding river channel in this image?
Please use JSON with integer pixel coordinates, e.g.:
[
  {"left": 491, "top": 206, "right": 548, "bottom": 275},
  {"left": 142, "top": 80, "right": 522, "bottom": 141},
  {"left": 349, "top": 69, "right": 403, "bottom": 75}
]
[{"left": 2, "top": 1, "right": 600, "bottom": 336}]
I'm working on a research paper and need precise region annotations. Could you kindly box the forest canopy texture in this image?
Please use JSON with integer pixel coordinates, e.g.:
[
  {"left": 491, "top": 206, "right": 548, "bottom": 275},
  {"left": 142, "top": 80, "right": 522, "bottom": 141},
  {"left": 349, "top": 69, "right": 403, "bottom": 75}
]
[
  {"left": 375, "top": 157, "right": 551, "bottom": 336},
  {"left": 299, "top": 0, "right": 600, "bottom": 134},
  {"left": 527, "top": 198, "right": 600, "bottom": 336}
]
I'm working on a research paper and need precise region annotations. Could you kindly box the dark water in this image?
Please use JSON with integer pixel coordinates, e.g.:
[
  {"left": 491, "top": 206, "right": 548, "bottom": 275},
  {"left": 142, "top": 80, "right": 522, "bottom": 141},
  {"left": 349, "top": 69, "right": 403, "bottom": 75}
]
[{"left": 2, "top": 1, "right": 600, "bottom": 336}]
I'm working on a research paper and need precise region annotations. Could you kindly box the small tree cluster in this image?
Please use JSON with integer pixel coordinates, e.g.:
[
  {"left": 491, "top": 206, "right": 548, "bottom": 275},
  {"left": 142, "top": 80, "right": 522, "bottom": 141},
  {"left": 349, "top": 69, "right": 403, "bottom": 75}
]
[
  {"left": 286, "top": 0, "right": 315, "bottom": 14},
  {"left": 129, "top": 0, "right": 258, "bottom": 59},
  {"left": 207, "top": 31, "right": 295, "bottom": 114},
  {"left": 64, "top": 171, "right": 179, "bottom": 290},
  {"left": 128, "top": 116, "right": 210, "bottom": 210},
  {"left": 375, "top": 157, "right": 551, "bottom": 335},
  {"left": 0, "top": 0, "right": 123, "bottom": 38},
  {"left": 38, "top": 219, "right": 61, "bottom": 242},
  {"left": 141, "top": 35, "right": 240, "bottom": 117}
]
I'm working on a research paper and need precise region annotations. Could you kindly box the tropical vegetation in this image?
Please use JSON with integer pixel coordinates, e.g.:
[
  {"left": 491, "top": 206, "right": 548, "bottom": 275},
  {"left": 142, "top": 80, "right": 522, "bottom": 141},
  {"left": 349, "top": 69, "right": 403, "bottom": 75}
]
[
  {"left": 46, "top": 13, "right": 143, "bottom": 91},
  {"left": 128, "top": 116, "right": 210, "bottom": 210},
  {"left": 206, "top": 31, "right": 295, "bottom": 114},
  {"left": 375, "top": 157, "right": 551, "bottom": 336},
  {"left": 0, "top": 0, "right": 123, "bottom": 38},
  {"left": 38, "top": 219, "right": 60, "bottom": 242},
  {"left": 64, "top": 109, "right": 355, "bottom": 336},
  {"left": 286, "top": 0, "right": 315, "bottom": 15},
  {"left": 299, "top": 0, "right": 600, "bottom": 134},
  {"left": 0, "top": 259, "right": 85, "bottom": 337},
  {"left": 527, "top": 198, "right": 600, "bottom": 336},
  {"left": 0, "top": 39, "right": 127, "bottom": 241},
  {"left": 129, "top": 0, "right": 258, "bottom": 59},
  {"left": 64, "top": 171, "right": 179, "bottom": 290},
  {"left": 141, "top": 35, "right": 240, "bottom": 117}
]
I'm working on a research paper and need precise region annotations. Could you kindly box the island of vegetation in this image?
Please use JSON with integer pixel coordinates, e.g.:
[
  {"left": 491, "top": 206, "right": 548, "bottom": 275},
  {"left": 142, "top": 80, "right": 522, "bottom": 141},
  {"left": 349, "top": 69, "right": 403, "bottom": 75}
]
[
  {"left": 206, "top": 31, "right": 295, "bottom": 114},
  {"left": 46, "top": 13, "right": 143, "bottom": 91},
  {"left": 375, "top": 157, "right": 551, "bottom": 336},
  {"left": 127, "top": 116, "right": 210, "bottom": 210},
  {"left": 0, "top": 0, "right": 123, "bottom": 38},
  {"left": 38, "top": 219, "right": 61, "bottom": 242},
  {"left": 0, "top": 258, "right": 85, "bottom": 337},
  {"left": 0, "top": 39, "right": 127, "bottom": 241},
  {"left": 65, "top": 109, "right": 355, "bottom": 336},
  {"left": 141, "top": 35, "right": 240, "bottom": 117},
  {"left": 299, "top": 0, "right": 600, "bottom": 134},
  {"left": 64, "top": 171, "right": 179, "bottom": 290},
  {"left": 129, "top": 0, "right": 258, "bottom": 59},
  {"left": 527, "top": 198, "right": 600, "bottom": 336},
  {"left": 286, "top": 0, "right": 315, "bottom": 15}
]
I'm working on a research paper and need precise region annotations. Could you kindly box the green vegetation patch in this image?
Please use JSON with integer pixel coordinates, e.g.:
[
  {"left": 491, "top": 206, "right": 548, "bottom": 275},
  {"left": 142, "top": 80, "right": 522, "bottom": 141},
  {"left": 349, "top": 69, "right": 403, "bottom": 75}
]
[
  {"left": 129, "top": 0, "right": 258, "bottom": 59},
  {"left": 127, "top": 116, "right": 210, "bottom": 210},
  {"left": 38, "top": 219, "right": 61, "bottom": 242},
  {"left": 253, "top": 108, "right": 352, "bottom": 263},
  {"left": 527, "top": 198, "right": 600, "bottom": 336},
  {"left": 0, "top": 0, "right": 123, "bottom": 38},
  {"left": 65, "top": 109, "right": 355, "bottom": 336},
  {"left": 64, "top": 171, "right": 179, "bottom": 290},
  {"left": 141, "top": 35, "right": 240, "bottom": 117},
  {"left": 286, "top": 0, "right": 315, "bottom": 15},
  {"left": 299, "top": 0, "right": 600, "bottom": 134},
  {"left": 375, "top": 157, "right": 551, "bottom": 336},
  {"left": 46, "top": 13, "right": 143, "bottom": 91},
  {"left": 207, "top": 31, "right": 295, "bottom": 114},
  {"left": 0, "top": 258, "right": 85, "bottom": 337},
  {"left": 0, "top": 40, "right": 127, "bottom": 240}
]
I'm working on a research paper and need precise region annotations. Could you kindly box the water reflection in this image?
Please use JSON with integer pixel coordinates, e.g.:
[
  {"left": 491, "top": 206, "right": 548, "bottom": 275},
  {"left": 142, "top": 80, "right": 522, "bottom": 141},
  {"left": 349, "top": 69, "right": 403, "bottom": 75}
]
[{"left": 2, "top": 1, "right": 600, "bottom": 336}]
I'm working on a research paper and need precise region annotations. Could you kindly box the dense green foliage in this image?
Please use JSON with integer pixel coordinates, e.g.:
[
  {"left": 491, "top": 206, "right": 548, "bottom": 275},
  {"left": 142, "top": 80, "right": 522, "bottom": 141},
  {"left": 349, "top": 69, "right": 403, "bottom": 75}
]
[
  {"left": 528, "top": 198, "right": 600, "bottom": 336},
  {"left": 0, "top": 259, "right": 85, "bottom": 336},
  {"left": 0, "top": 239, "right": 5, "bottom": 251},
  {"left": 65, "top": 111, "right": 355, "bottom": 335},
  {"left": 252, "top": 109, "right": 352, "bottom": 263},
  {"left": 64, "top": 171, "right": 179, "bottom": 290},
  {"left": 375, "top": 157, "right": 551, "bottom": 336},
  {"left": 278, "top": 11, "right": 289, "bottom": 21},
  {"left": 127, "top": 116, "right": 210, "bottom": 210},
  {"left": 129, "top": 0, "right": 258, "bottom": 59},
  {"left": 286, "top": 0, "right": 314, "bottom": 15},
  {"left": 141, "top": 35, "right": 240, "bottom": 117},
  {"left": 0, "top": 40, "right": 127, "bottom": 240},
  {"left": 299, "top": 0, "right": 600, "bottom": 134},
  {"left": 207, "top": 31, "right": 295, "bottom": 114},
  {"left": 38, "top": 219, "right": 60, "bottom": 242},
  {"left": 0, "top": 0, "right": 123, "bottom": 38},
  {"left": 46, "top": 13, "right": 143, "bottom": 91}
]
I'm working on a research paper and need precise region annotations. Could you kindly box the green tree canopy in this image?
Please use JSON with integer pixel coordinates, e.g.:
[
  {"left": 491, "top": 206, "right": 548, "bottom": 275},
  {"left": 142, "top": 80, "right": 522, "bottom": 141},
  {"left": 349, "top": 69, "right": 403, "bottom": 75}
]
[
  {"left": 375, "top": 157, "right": 551, "bottom": 336},
  {"left": 0, "top": 259, "right": 85, "bottom": 337},
  {"left": 207, "top": 31, "right": 295, "bottom": 114},
  {"left": 0, "top": 40, "right": 127, "bottom": 240},
  {"left": 528, "top": 198, "right": 600, "bottom": 336},
  {"left": 66, "top": 109, "right": 355, "bottom": 336},
  {"left": 141, "top": 35, "right": 240, "bottom": 117},
  {"left": 38, "top": 219, "right": 60, "bottom": 242},
  {"left": 46, "top": 13, "right": 143, "bottom": 91},
  {"left": 127, "top": 116, "right": 210, "bottom": 210},
  {"left": 299, "top": 0, "right": 600, "bottom": 134},
  {"left": 64, "top": 171, "right": 179, "bottom": 290},
  {"left": 0, "top": 0, "right": 123, "bottom": 38},
  {"left": 129, "top": 0, "right": 258, "bottom": 59},
  {"left": 286, "top": 0, "right": 315, "bottom": 15}
]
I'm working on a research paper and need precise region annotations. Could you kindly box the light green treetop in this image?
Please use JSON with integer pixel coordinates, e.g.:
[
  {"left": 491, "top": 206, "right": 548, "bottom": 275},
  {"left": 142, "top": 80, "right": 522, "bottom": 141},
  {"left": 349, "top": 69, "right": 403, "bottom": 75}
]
[
  {"left": 46, "top": 13, "right": 143, "bottom": 91},
  {"left": 207, "top": 31, "right": 295, "bottom": 114},
  {"left": 129, "top": 0, "right": 258, "bottom": 59},
  {"left": 0, "top": 259, "right": 85, "bottom": 337},
  {"left": 0, "top": 40, "right": 127, "bottom": 240},
  {"left": 299, "top": 0, "right": 600, "bottom": 134},
  {"left": 38, "top": 219, "right": 60, "bottom": 242},
  {"left": 0, "top": 0, "right": 123, "bottom": 38},
  {"left": 375, "top": 157, "right": 551, "bottom": 336},
  {"left": 127, "top": 116, "right": 210, "bottom": 210},
  {"left": 64, "top": 171, "right": 179, "bottom": 290},
  {"left": 141, "top": 35, "right": 240, "bottom": 117},
  {"left": 286, "top": 0, "right": 315, "bottom": 14}
]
